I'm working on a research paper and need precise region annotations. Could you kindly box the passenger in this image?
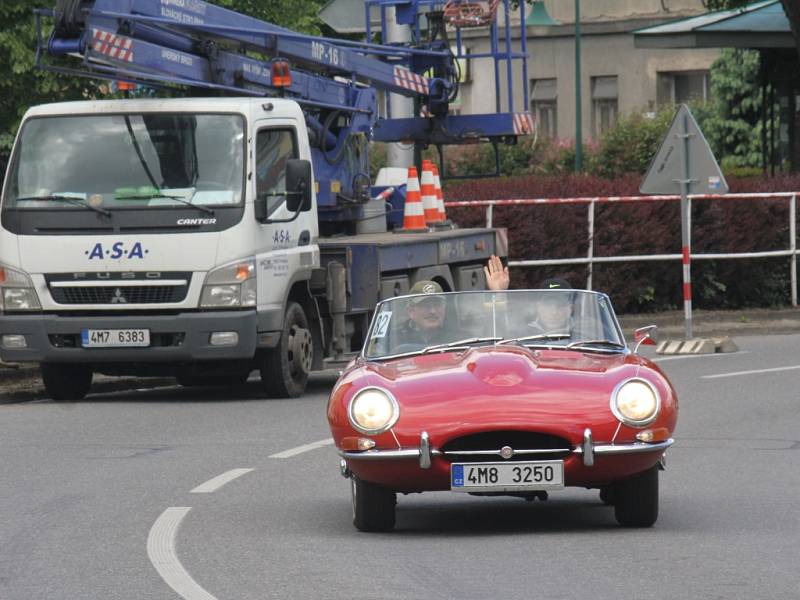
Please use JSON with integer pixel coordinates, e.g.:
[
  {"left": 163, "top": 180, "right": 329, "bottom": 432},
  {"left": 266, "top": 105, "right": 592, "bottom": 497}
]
[{"left": 526, "top": 278, "right": 574, "bottom": 335}]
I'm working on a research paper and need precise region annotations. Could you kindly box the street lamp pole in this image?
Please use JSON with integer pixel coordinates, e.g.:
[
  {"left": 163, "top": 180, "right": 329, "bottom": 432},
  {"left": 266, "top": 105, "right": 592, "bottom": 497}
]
[{"left": 574, "top": 0, "right": 583, "bottom": 173}]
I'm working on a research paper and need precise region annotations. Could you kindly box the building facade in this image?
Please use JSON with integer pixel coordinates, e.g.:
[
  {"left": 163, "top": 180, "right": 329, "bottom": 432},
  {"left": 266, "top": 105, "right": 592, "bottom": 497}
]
[{"left": 453, "top": 0, "right": 720, "bottom": 141}]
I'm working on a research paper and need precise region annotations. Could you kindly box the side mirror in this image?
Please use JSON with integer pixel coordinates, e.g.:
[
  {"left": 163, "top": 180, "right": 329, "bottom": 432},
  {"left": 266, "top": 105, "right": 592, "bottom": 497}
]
[
  {"left": 285, "top": 159, "right": 312, "bottom": 213},
  {"left": 633, "top": 325, "right": 658, "bottom": 353},
  {"left": 254, "top": 195, "right": 267, "bottom": 222}
]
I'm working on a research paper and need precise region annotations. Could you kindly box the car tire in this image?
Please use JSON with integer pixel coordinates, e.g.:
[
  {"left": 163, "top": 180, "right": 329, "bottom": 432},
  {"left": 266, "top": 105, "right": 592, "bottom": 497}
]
[
  {"left": 351, "top": 476, "right": 396, "bottom": 532},
  {"left": 260, "top": 302, "right": 313, "bottom": 398},
  {"left": 41, "top": 363, "right": 92, "bottom": 401},
  {"left": 599, "top": 486, "right": 615, "bottom": 505},
  {"left": 613, "top": 465, "right": 659, "bottom": 527}
]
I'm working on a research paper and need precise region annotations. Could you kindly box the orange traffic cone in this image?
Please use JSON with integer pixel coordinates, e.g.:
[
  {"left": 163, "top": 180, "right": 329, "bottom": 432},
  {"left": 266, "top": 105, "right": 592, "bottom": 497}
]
[
  {"left": 420, "top": 160, "right": 440, "bottom": 226},
  {"left": 432, "top": 163, "right": 447, "bottom": 225},
  {"left": 401, "top": 166, "right": 427, "bottom": 231}
]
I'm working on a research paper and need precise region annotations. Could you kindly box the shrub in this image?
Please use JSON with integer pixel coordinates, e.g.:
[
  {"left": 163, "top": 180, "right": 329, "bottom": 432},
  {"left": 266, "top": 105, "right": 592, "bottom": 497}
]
[{"left": 445, "top": 173, "right": 800, "bottom": 312}]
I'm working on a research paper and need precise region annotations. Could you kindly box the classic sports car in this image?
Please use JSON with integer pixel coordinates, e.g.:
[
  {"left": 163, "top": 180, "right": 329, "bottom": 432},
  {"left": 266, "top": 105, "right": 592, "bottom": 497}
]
[{"left": 327, "top": 289, "right": 677, "bottom": 532}]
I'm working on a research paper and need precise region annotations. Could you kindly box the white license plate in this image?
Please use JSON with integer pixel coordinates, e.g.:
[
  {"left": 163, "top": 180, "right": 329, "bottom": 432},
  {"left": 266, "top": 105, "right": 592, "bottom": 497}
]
[
  {"left": 81, "top": 329, "right": 150, "bottom": 348},
  {"left": 450, "top": 461, "right": 564, "bottom": 492}
]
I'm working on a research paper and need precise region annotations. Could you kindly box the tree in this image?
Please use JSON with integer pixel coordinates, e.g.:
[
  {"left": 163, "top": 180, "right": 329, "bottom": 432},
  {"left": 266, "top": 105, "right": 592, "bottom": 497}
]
[
  {"left": 0, "top": 1, "right": 92, "bottom": 173},
  {"left": 694, "top": 49, "right": 766, "bottom": 170},
  {"left": 0, "top": 0, "right": 327, "bottom": 177}
]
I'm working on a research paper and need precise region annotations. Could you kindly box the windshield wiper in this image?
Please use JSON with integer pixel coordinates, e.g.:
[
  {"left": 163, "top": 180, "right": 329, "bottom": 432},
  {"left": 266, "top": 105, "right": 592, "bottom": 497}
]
[
  {"left": 421, "top": 336, "right": 503, "bottom": 354},
  {"left": 115, "top": 192, "right": 215, "bottom": 216},
  {"left": 498, "top": 333, "right": 571, "bottom": 346},
  {"left": 566, "top": 339, "right": 625, "bottom": 351},
  {"left": 14, "top": 194, "right": 111, "bottom": 217}
]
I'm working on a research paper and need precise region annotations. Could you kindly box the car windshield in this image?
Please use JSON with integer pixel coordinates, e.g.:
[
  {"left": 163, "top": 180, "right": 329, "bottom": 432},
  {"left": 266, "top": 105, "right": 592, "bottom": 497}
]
[
  {"left": 363, "top": 289, "right": 625, "bottom": 360},
  {"left": 3, "top": 113, "right": 245, "bottom": 210}
]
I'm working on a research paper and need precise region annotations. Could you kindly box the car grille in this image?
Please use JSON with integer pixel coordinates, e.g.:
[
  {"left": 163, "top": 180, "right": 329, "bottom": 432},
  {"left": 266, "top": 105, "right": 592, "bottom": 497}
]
[
  {"left": 50, "top": 285, "right": 187, "bottom": 305},
  {"left": 441, "top": 430, "right": 572, "bottom": 463}
]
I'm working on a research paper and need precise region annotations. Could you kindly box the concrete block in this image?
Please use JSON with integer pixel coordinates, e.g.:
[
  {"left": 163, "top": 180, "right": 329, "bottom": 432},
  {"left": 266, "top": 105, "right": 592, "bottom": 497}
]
[{"left": 655, "top": 336, "right": 738, "bottom": 355}]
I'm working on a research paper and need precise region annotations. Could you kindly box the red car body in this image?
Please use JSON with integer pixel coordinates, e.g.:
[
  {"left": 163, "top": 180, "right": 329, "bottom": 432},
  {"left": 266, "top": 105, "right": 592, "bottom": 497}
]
[{"left": 327, "top": 290, "right": 678, "bottom": 531}]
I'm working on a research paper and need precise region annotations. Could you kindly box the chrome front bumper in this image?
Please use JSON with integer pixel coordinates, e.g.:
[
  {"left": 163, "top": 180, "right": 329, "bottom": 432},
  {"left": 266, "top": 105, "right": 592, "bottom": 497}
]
[{"left": 338, "top": 429, "right": 675, "bottom": 471}]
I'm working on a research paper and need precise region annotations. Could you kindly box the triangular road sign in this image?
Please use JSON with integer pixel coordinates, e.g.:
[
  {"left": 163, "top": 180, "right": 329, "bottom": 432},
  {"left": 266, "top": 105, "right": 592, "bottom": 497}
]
[{"left": 640, "top": 104, "right": 728, "bottom": 195}]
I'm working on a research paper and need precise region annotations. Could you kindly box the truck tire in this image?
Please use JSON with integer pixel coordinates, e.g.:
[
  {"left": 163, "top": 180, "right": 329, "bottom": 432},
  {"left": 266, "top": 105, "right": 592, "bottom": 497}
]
[
  {"left": 260, "top": 301, "right": 313, "bottom": 398},
  {"left": 41, "top": 363, "right": 92, "bottom": 401}
]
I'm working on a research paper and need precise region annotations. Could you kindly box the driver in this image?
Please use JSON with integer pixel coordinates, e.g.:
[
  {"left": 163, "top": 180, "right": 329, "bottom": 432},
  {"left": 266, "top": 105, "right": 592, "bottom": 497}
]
[
  {"left": 390, "top": 255, "right": 510, "bottom": 350},
  {"left": 394, "top": 280, "right": 448, "bottom": 346}
]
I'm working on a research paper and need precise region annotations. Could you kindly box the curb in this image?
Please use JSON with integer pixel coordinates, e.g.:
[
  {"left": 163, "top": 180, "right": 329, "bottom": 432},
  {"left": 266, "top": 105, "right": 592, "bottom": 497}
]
[{"left": 656, "top": 336, "right": 739, "bottom": 355}]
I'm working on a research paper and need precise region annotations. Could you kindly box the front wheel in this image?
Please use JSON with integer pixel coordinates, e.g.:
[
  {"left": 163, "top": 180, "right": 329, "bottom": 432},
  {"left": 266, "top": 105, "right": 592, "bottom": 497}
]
[
  {"left": 613, "top": 465, "right": 659, "bottom": 527},
  {"left": 41, "top": 363, "right": 92, "bottom": 401},
  {"left": 351, "top": 476, "right": 396, "bottom": 532},
  {"left": 260, "top": 302, "right": 314, "bottom": 398}
]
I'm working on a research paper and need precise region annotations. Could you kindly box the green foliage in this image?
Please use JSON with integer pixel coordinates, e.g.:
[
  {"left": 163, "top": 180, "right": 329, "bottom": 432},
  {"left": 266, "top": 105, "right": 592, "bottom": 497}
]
[
  {"left": 701, "top": 0, "right": 748, "bottom": 10},
  {"left": 592, "top": 111, "right": 673, "bottom": 178},
  {"left": 693, "top": 49, "right": 765, "bottom": 169},
  {"left": 214, "top": 0, "right": 325, "bottom": 35},
  {"left": 0, "top": 1, "right": 92, "bottom": 165},
  {"left": 0, "top": 0, "right": 327, "bottom": 175}
]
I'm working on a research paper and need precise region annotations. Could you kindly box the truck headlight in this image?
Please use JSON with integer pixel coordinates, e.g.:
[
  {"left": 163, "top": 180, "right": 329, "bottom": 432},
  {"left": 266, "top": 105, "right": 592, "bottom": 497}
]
[
  {"left": 348, "top": 387, "right": 399, "bottom": 435},
  {"left": 611, "top": 378, "right": 660, "bottom": 427},
  {"left": 0, "top": 264, "right": 41, "bottom": 312},
  {"left": 200, "top": 258, "right": 256, "bottom": 308}
]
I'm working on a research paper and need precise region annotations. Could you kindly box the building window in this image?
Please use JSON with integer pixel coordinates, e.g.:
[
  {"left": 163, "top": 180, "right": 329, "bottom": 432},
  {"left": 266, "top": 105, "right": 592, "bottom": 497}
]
[
  {"left": 592, "top": 76, "right": 618, "bottom": 138},
  {"left": 531, "top": 78, "right": 557, "bottom": 139},
  {"left": 657, "top": 71, "right": 710, "bottom": 106}
]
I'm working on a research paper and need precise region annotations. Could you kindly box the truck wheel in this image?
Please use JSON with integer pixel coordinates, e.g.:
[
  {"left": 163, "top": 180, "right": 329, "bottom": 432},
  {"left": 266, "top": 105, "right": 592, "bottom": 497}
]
[
  {"left": 260, "top": 301, "right": 314, "bottom": 398},
  {"left": 351, "top": 476, "right": 396, "bottom": 532},
  {"left": 41, "top": 363, "right": 92, "bottom": 401},
  {"left": 613, "top": 465, "right": 659, "bottom": 527}
]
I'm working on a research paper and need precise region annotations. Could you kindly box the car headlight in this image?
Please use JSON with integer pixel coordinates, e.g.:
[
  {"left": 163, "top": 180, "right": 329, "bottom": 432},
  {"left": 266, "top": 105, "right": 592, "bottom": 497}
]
[
  {"left": 348, "top": 387, "right": 399, "bottom": 435},
  {"left": 611, "top": 378, "right": 660, "bottom": 427},
  {"left": 200, "top": 258, "right": 256, "bottom": 308},
  {"left": 0, "top": 264, "right": 41, "bottom": 312}
]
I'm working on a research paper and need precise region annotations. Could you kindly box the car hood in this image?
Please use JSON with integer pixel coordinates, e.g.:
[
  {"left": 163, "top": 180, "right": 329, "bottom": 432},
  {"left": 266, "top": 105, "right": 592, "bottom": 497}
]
[{"left": 353, "top": 346, "right": 666, "bottom": 440}]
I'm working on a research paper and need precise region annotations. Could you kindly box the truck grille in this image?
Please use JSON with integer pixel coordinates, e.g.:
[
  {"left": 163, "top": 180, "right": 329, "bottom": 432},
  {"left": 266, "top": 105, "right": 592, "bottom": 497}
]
[
  {"left": 441, "top": 430, "right": 572, "bottom": 463},
  {"left": 50, "top": 285, "right": 187, "bottom": 305}
]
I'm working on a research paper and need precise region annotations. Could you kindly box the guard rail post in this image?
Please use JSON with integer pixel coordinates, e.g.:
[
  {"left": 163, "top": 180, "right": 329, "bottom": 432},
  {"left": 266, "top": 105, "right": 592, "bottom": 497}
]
[
  {"left": 586, "top": 199, "right": 595, "bottom": 290},
  {"left": 789, "top": 194, "right": 797, "bottom": 308}
]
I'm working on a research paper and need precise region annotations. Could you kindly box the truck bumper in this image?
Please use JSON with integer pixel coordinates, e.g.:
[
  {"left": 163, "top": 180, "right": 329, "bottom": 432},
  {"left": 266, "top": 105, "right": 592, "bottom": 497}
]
[{"left": 0, "top": 311, "right": 258, "bottom": 364}]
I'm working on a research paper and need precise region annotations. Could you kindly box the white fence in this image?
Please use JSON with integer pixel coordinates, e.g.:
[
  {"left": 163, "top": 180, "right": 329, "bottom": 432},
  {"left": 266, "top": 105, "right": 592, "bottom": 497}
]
[{"left": 445, "top": 192, "right": 799, "bottom": 307}]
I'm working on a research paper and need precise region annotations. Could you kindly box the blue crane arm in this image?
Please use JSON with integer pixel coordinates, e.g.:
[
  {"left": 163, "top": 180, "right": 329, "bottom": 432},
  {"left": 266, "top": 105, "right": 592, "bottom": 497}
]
[{"left": 46, "top": 0, "right": 450, "bottom": 107}]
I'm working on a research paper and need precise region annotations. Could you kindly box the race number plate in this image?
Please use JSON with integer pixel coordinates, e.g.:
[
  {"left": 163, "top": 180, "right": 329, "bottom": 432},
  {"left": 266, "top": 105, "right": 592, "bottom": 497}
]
[
  {"left": 450, "top": 460, "right": 564, "bottom": 492},
  {"left": 81, "top": 329, "right": 150, "bottom": 348}
]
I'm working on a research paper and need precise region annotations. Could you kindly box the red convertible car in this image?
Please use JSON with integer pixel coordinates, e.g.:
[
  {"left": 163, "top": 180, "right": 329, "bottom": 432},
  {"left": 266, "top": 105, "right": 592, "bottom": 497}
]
[{"left": 327, "top": 289, "right": 677, "bottom": 532}]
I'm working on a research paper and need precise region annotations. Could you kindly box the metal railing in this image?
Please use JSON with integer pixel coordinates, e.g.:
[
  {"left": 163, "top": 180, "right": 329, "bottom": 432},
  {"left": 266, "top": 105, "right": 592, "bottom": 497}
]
[{"left": 445, "top": 192, "right": 799, "bottom": 307}]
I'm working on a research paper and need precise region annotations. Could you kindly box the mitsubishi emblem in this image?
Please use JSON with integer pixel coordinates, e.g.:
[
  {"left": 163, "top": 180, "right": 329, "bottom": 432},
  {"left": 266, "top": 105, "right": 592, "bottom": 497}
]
[{"left": 110, "top": 288, "right": 128, "bottom": 304}]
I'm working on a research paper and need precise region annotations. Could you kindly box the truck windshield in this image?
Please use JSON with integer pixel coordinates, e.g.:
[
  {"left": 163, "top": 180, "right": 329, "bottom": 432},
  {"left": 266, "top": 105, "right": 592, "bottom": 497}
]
[{"left": 3, "top": 113, "right": 245, "bottom": 211}]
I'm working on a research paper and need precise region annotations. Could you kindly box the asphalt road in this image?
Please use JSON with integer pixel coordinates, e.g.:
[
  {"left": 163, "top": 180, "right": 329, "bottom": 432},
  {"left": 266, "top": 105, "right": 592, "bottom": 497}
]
[{"left": 1, "top": 335, "right": 799, "bottom": 599}]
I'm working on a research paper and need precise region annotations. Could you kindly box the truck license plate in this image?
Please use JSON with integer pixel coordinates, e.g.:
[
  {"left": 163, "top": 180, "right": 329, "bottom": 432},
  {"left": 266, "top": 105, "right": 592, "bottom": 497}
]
[
  {"left": 81, "top": 329, "right": 150, "bottom": 348},
  {"left": 450, "top": 461, "right": 564, "bottom": 492}
]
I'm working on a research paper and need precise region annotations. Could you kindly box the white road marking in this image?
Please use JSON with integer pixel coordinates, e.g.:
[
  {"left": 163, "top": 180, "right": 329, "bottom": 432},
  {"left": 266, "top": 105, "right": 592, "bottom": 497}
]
[
  {"left": 147, "top": 507, "right": 217, "bottom": 600},
  {"left": 190, "top": 468, "right": 254, "bottom": 494},
  {"left": 269, "top": 438, "right": 334, "bottom": 459},
  {"left": 653, "top": 351, "right": 748, "bottom": 363},
  {"left": 702, "top": 364, "right": 800, "bottom": 380}
]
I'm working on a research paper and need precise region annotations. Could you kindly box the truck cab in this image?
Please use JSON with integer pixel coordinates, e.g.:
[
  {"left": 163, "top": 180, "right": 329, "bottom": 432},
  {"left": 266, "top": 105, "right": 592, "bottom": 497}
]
[{"left": 0, "top": 97, "right": 319, "bottom": 399}]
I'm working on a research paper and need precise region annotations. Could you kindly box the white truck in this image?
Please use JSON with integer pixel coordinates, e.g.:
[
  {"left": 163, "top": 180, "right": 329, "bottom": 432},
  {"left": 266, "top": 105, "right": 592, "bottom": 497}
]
[{"left": 0, "top": 97, "right": 504, "bottom": 400}]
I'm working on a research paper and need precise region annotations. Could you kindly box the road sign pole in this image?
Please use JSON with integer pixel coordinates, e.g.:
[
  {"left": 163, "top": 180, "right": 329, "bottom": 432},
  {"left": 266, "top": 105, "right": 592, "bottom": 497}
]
[
  {"left": 679, "top": 112, "right": 693, "bottom": 340},
  {"left": 640, "top": 103, "right": 728, "bottom": 342}
]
